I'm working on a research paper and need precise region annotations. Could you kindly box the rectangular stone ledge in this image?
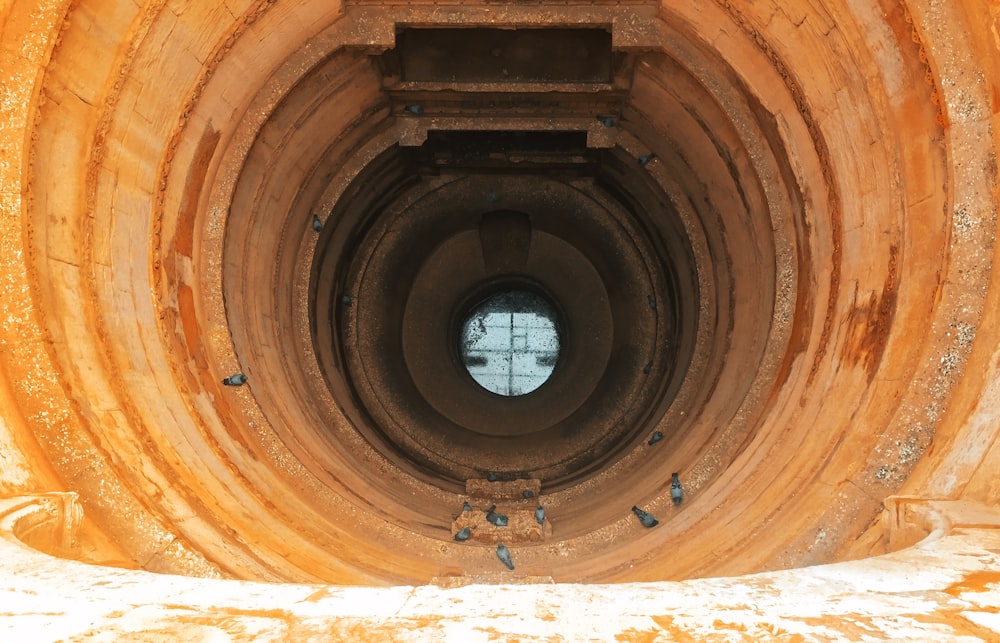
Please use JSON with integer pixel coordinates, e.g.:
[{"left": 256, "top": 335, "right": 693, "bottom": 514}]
[
  {"left": 342, "top": 1, "right": 667, "bottom": 52},
  {"left": 458, "top": 479, "right": 553, "bottom": 543},
  {"left": 396, "top": 116, "right": 618, "bottom": 147},
  {"left": 465, "top": 478, "right": 540, "bottom": 498},
  {"left": 431, "top": 573, "right": 555, "bottom": 588}
]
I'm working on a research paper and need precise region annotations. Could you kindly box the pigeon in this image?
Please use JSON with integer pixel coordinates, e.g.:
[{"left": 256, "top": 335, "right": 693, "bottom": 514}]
[
  {"left": 496, "top": 542, "right": 514, "bottom": 570},
  {"left": 631, "top": 505, "right": 659, "bottom": 528},
  {"left": 522, "top": 490, "right": 535, "bottom": 499},
  {"left": 637, "top": 153, "right": 655, "bottom": 166},
  {"left": 312, "top": 214, "right": 323, "bottom": 232},
  {"left": 671, "top": 472, "right": 684, "bottom": 506},
  {"left": 486, "top": 472, "right": 500, "bottom": 482},
  {"left": 454, "top": 526, "right": 472, "bottom": 542},
  {"left": 404, "top": 104, "right": 424, "bottom": 115},
  {"left": 535, "top": 505, "right": 545, "bottom": 527},
  {"left": 463, "top": 500, "right": 472, "bottom": 513},
  {"left": 222, "top": 373, "right": 247, "bottom": 386},
  {"left": 485, "top": 505, "right": 508, "bottom": 527},
  {"left": 597, "top": 115, "right": 616, "bottom": 128},
  {"left": 648, "top": 431, "right": 663, "bottom": 445}
]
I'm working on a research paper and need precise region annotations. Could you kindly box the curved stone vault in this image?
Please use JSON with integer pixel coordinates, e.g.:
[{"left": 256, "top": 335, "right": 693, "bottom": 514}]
[{"left": 2, "top": 0, "right": 1000, "bottom": 639}]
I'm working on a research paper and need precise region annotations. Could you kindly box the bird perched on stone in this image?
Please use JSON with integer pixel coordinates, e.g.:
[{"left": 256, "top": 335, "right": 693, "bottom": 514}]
[
  {"left": 671, "top": 472, "right": 684, "bottom": 506},
  {"left": 404, "top": 104, "right": 424, "bottom": 115},
  {"left": 597, "top": 114, "right": 616, "bottom": 128},
  {"left": 535, "top": 505, "right": 545, "bottom": 527},
  {"left": 454, "top": 526, "right": 472, "bottom": 542},
  {"left": 637, "top": 153, "right": 655, "bottom": 166},
  {"left": 631, "top": 505, "right": 659, "bottom": 528},
  {"left": 522, "top": 490, "right": 534, "bottom": 499},
  {"left": 463, "top": 500, "right": 472, "bottom": 513},
  {"left": 222, "top": 373, "right": 247, "bottom": 386},
  {"left": 496, "top": 542, "right": 514, "bottom": 570},
  {"left": 648, "top": 431, "right": 663, "bottom": 445},
  {"left": 312, "top": 214, "right": 323, "bottom": 232},
  {"left": 485, "top": 505, "right": 508, "bottom": 527}
]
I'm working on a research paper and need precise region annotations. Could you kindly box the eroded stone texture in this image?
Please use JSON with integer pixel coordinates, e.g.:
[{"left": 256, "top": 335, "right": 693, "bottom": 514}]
[
  {"left": 2, "top": 0, "right": 1000, "bottom": 638},
  {"left": 2, "top": 495, "right": 1000, "bottom": 640}
]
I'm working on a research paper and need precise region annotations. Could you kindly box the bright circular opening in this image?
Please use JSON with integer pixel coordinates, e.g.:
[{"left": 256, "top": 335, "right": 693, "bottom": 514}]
[{"left": 460, "top": 290, "right": 560, "bottom": 396}]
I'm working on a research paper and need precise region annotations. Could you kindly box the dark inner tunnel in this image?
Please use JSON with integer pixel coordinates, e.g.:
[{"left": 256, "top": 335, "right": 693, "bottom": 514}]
[{"left": 220, "top": 22, "right": 781, "bottom": 574}]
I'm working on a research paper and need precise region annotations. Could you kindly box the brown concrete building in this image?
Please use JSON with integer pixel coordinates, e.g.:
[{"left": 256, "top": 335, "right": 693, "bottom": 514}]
[{"left": 2, "top": 0, "right": 1000, "bottom": 639}]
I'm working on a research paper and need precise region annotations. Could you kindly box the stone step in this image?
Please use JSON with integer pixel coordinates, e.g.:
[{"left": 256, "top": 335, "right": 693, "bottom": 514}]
[
  {"left": 465, "top": 477, "right": 541, "bottom": 501},
  {"left": 431, "top": 574, "right": 555, "bottom": 588},
  {"left": 451, "top": 479, "right": 552, "bottom": 544}
]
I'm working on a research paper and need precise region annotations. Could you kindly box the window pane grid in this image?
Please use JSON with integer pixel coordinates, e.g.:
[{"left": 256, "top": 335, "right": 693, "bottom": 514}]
[{"left": 460, "top": 293, "right": 559, "bottom": 396}]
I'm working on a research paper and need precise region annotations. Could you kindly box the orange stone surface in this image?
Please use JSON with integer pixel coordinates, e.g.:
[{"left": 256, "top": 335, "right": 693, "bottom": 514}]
[{"left": 1, "top": 0, "right": 1000, "bottom": 639}]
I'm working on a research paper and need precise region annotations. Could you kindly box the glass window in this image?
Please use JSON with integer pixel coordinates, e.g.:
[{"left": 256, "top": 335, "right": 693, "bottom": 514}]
[{"left": 460, "top": 291, "right": 560, "bottom": 396}]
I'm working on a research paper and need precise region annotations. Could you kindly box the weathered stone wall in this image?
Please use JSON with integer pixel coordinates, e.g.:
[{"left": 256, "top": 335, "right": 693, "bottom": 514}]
[{"left": 1, "top": 0, "right": 1000, "bottom": 638}]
